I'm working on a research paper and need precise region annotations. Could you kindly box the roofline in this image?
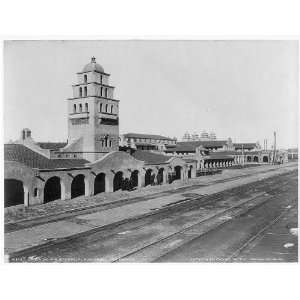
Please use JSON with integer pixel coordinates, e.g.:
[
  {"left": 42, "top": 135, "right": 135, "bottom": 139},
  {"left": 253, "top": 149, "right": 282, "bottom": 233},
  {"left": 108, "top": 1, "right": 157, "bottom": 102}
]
[
  {"left": 144, "top": 162, "right": 169, "bottom": 165},
  {"left": 123, "top": 133, "right": 176, "bottom": 141},
  {"left": 67, "top": 95, "right": 120, "bottom": 102},
  {"left": 77, "top": 70, "right": 110, "bottom": 76},
  {"left": 72, "top": 82, "right": 115, "bottom": 89},
  {"left": 38, "top": 166, "right": 91, "bottom": 172}
]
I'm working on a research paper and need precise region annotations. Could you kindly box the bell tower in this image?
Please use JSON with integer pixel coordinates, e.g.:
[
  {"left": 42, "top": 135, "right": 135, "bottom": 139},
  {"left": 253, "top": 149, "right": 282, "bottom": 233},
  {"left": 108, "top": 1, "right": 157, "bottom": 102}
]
[{"left": 65, "top": 57, "right": 120, "bottom": 162}]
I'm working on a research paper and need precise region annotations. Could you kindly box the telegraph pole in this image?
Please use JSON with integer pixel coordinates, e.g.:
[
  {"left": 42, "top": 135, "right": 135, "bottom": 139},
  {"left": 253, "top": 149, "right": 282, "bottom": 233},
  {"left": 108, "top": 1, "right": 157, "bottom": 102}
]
[
  {"left": 242, "top": 144, "right": 244, "bottom": 167},
  {"left": 273, "top": 131, "right": 277, "bottom": 164}
]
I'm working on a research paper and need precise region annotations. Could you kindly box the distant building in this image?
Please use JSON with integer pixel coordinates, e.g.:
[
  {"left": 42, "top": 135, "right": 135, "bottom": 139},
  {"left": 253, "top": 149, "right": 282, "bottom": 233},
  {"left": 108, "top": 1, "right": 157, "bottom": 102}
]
[
  {"left": 182, "top": 130, "right": 217, "bottom": 141},
  {"left": 182, "top": 132, "right": 191, "bottom": 141},
  {"left": 191, "top": 132, "right": 200, "bottom": 141},
  {"left": 120, "top": 133, "right": 177, "bottom": 151},
  {"left": 200, "top": 130, "right": 209, "bottom": 140},
  {"left": 287, "top": 148, "right": 298, "bottom": 160},
  {"left": 209, "top": 132, "right": 216, "bottom": 140}
]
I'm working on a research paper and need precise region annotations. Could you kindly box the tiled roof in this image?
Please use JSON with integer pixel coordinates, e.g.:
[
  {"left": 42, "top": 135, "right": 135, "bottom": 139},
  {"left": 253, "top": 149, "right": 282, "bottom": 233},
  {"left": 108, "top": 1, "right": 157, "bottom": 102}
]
[
  {"left": 244, "top": 151, "right": 260, "bottom": 155},
  {"left": 166, "top": 140, "right": 227, "bottom": 152},
  {"left": 288, "top": 148, "right": 298, "bottom": 152},
  {"left": 124, "top": 133, "right": 176, "bottom": 141},
  {"left": 131, "top": 150, "right": 171, "bottom": 164},
  {"left": 233, "top": 143, "right": 257, "bottom": 149},
  {"left": 4, "top": 144, "right": 89, "bottom": 170},
  {"left": 205, "top": 152, "right": 234, "bottom": 160},
  {"left": 37, "top": 142, "right": 67, "bottom": 150}
]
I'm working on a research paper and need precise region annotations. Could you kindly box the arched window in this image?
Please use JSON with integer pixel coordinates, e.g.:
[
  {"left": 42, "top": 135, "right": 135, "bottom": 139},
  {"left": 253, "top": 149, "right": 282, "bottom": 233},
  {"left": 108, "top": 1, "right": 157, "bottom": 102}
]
[
  {"left": 79, "top": 87, "right": 82, "bottom": 97},
  {"left": 105, "top": 88, "right": 108, "bottom": 98},
  {"left": 110, "top": 105, "right": 113, "bottom": 114},
  {"left": 99, "top": 103, "right": 102, "bottom": 112},
  {"left": 100, "top": 87, "right": 103, "bottom": 97},
  {"left": 79, "top": 104, "right": 82, "bottom": 113},
  {"left": 105, "top": 104, "right": 108, "bottom": 112},
  {"left": 84, "top": 86, "right": 87, "bottom": 97},
  {"left": 85, "top": 103, "right": 88, "bottom": 112},
  {"left": 34, "top": 188, "right": 38, "bottom": 197},
  {"left": 105, "top": 139, "right": 108, "bottom": 147},
  {"left": 73, "top": 104, "right": 76, "bottom": 113},
  {"left": 84, "top": 74, "right": 87, "bottom": 83},
  {"left": 109, "top": 140, "right": 112, "bottom": 147},
  {"left": 100, "top": 75, "right": 103, "bottom": 84}
]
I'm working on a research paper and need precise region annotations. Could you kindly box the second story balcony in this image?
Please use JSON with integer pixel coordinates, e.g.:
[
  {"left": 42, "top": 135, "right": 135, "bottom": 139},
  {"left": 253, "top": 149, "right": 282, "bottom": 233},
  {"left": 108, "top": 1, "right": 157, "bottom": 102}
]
[
  {"left": 69, "top": 112, "right": 89, "bottom": 119},
  {"left": 98, "top": 112, "right": 118, "bottom": 120}
]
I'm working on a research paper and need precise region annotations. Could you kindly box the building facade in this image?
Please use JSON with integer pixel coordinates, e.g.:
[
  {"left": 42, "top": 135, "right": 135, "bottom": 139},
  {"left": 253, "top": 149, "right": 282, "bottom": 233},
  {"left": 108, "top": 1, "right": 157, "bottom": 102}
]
[{"left": 62, "top": 57, "right": 120, "bottom": 162}]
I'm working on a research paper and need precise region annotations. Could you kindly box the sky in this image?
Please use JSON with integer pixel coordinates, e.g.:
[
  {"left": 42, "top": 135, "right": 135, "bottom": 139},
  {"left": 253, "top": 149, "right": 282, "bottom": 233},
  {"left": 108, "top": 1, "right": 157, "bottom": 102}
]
[{"left": 3, "top": 40, "right": 298, "bottom": 149}]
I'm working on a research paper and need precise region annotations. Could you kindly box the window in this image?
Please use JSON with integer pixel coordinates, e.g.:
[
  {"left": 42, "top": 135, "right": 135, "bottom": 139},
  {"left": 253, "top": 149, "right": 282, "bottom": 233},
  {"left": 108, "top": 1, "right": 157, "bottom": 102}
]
[
  {"left": 84, "top": 86, "right": 87, "bottom": 97},
  {"left": 109, "top": 140, "right": 112, "bottom": 147},
  {"left": 110, "top": 105, "right": 113, "bottom": 114},
  {"left": 100, "top": 87, "right": 103, "bottom": 97},
  {"left": 79, "top": 104, "right": 82, "bottom": 113},
  {"left": 85, "top": 103, "right": 88, "bottom": 112},
  {"left": 105, "top": 88, "right": 108, "bottom": 98},
  {"left": 99, "top": 103, "right": 102, "bottom": 112},
  {"left": 105, "top": 139, "right": 108, "bottom": 147},
  {"left": 101, "top": 140, "right": 104, "bottom": 147},
  {"left": 34, "top": 188, "right": 38, "bottom": 197},
  {"left": 100, "top": 75, "right": 102, "bottom": 84},
  {"left": 73, "top": 104, "right": 76, "bottom": 113},
  {"left": 79, "top": 87, "right": 82, "bottom": 97},
  {"left": 84, "top": 74, "right": 87, "bottom": 83},
  {"left": 105, "top": 104, "right": 108, "bottom": 112}
]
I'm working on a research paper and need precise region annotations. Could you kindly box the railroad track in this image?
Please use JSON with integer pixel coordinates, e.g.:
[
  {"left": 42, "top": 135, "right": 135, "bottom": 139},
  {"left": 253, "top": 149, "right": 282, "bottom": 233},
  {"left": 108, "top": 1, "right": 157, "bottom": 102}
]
[
  {"left": 7, "top": 170, "right": 297, "bottom": 261},
  {"left": 224, "top": 206, "right": 293, "bottom": 262},
  {"left": 112, "top": 184, "right": 286, "bottom": 262}
]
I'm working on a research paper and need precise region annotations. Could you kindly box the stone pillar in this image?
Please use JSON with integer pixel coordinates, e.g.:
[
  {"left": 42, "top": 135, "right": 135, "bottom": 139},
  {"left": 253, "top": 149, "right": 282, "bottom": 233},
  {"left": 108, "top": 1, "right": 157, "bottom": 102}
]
[
  {"left": 106, "top": 172, "right": 114, "bottom": 192},
  {"left": 61, "top": 179, "right": 66, "bottom": 200},
  {"left": 140, "top": 169, "right": 146, "bottom": 187},
  {"left": 84, "top": 176, "right": 90, "bottom": 196},
  {"left": 24, "top": 185, "right": 29, "bottom": 207}
]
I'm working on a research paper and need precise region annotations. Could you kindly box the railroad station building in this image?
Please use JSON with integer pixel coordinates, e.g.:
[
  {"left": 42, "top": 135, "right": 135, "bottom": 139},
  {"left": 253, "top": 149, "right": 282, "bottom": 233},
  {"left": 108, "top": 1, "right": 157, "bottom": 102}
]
[
  {"left": 4, "top": 58, "right": 196, "bottom": 209},
  {"left": 4, "top": 58, "right": 288, "bottom": 210}
]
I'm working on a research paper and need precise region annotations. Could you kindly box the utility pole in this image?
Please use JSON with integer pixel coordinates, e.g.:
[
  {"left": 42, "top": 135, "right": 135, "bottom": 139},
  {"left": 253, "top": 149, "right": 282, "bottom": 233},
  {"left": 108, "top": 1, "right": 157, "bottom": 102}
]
[
  {"left": 273, "top": 131, "right": 277, "bottom": 164},
  {"left": 242, "top": 144, "right": 244, "bottom": 167}
]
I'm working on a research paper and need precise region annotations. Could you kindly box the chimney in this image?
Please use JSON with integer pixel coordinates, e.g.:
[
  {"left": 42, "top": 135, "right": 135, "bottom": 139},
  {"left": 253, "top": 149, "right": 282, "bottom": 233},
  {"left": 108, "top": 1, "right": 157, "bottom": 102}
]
[{"left": 21, "top": 128, "right": 32, "bottom": 140}]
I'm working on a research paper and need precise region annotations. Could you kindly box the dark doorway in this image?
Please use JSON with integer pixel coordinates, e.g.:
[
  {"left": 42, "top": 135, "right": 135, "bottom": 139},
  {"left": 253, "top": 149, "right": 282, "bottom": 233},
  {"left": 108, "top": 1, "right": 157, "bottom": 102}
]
[
  {"left": 174, "top": 166, "right": 182, "bottom": 180},
  {"left": 263, "top": 156, "right": 269, "bottom": 163},
  {"left": 157, "top": 168, "right": 164, "bottom": 185},
  {"left": 253, "top": 156, "right": 259, "bottom": 162},
  {"left": 94, "top": 173, "right": 106, "bottom": 195},
  {"left": 145, "top": 169, "right": 154, "bottom": 186},
  {"left": 71, "top": 174, "right": 85, "bottom": 199},
  {"left": 247, "top": 156, "right": 252, "bottom": 162},
  {"left": 44, "top": 176, "right": 61, "bottom": 203},
  {"left": 4, "top": 179, "right": 24, "bottom": 207},
  {"left": 188, "top": 166, "right": 192, "bottom": 178},
  {"left": 113, "top": 171, "right": 123, "bottom": 191},
  {"left": 130, "top": 170, "right": 139, "bottom": 189}
]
